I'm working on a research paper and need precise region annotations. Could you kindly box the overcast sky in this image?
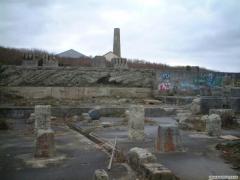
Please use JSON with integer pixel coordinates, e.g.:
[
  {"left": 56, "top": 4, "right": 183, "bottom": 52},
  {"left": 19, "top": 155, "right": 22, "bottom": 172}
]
[{"left": 1, "top": 0, "right": 240, "bottom": 72}]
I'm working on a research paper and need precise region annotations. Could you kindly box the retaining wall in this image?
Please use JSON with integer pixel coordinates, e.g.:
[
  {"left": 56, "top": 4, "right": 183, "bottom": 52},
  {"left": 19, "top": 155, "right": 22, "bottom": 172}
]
[{"left": 1, "top": 87, "right": 152, "bottom": 99}]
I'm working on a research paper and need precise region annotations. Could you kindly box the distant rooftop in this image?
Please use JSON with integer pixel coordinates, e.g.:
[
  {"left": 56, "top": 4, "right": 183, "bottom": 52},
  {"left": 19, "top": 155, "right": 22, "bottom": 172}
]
[{"left": 56, "top": 49, "right": 87, "bottom": 58}]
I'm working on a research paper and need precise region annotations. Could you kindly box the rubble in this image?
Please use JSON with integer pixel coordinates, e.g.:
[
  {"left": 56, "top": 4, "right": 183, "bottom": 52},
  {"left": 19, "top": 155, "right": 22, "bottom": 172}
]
[
  {"left": 100, "top": 122, "right": 113, "bottom": 128},
  {"left": 190, "top": 97, "right": 201, "bottom": 115},
  {"left": 128, "top": 147, "right": 156, "bottom": 171},
  {"left": 209, "top": 109, "right": 235, "bottom": 128},
  {"left": 93, "top": 169, "right": 109, "bottom": 180},
  {"left": 81, "top": 113, "right": 91, "bottom": 121},
  {"left": 72, "top": 115, "right": 80, "bottom": 121},
  {"left": 142, "top": 163, "right": 177, "bottom": 180},
  {"left": 128, "top": 148, "right": 176, "bottom": 179},
  {"left": 206, "top": 114, "right": 222, "bottom": 137},
  {"left": 26, "top": 113, "right": 35, "bottom": 124}
]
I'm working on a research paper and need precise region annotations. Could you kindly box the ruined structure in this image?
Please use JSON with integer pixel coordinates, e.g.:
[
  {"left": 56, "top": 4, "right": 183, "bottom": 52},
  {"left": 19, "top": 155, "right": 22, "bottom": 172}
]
[
  {"left": 91, "top": 56, "right": 107, "bottom": 68},
  {"left": 42, "top": 54, "right": 58, "bottom": 67},
  {"left": 0, "top": 63, "right": 239, "bottom": 179},
  {"left": 1, "top": 26, "right": 240, "bottom": 180},
  {"left": 209, "top": 109, "right": 234, "bottom": 128},
  {"left": 128, "top": 147, "right": 176, "bottom": 179},
  {"left": 34, "top": 105, "right": 51, "bottom": 130},
  {"left": 22, "top": 54, "right": 38, "bottom": 67},
  {"left": 111, "top": 57, "right": 128, "bottom": 69},
  {"left": 155, "top": 124, "right": 183, "bottom": 152},
  {"left": 22, "top": 53, "right": 58, "bottom": 67},
  {"left": 128, "top": 105, "right": 145, "bottom": 141},
  {"left": 206, "top": 114, "right": 222, "bottom": 137},
  {"left": 34, "top": 105, "right": 55, "bottom": 158}
]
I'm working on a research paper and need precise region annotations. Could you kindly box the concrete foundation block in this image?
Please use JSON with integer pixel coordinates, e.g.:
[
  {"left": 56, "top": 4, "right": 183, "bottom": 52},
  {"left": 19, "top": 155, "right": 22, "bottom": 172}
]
[
  {"left": 81, "top": 113, "right": 91, "bottom": 121},
  {"left": 200, "top": 97, "right": 224, "bottom": 114},
  {"left": 206, "top": 114, "right": 221, "bottom": 137},
  {"left": 190, "top": 98, "right": 201, "bottom": 115},
  {"left": 35, "top": 105, "right": 51, "bottom": 130},
  {"left": 209, "top": 109, "right": 234, "bottom": 127},
  {"left": 230, "top": 87, "right": 240, "bottom": 97},
  {"left": 94, "top": 169, "right": 109, "bottom": 180},
  {"left": 35, "top": 129, "right": 55, "bottom": 158},
  {"left": 155, "top": 124, "right": 183, "bottom": 152},
  {"left": 230, "top": 97, "right": 240, "bottom": 113},
  {"left": 128, "top": 105, "right": 145, "bottom": 141},
  {"left": 176, "top": 112, "right": 191, "bottom": 123},
  {"left": 142, "top": 163, "right": 177, "bottom": 180},
  {"left": 128, "top": 147, "right": 156, "bottom": 171}
]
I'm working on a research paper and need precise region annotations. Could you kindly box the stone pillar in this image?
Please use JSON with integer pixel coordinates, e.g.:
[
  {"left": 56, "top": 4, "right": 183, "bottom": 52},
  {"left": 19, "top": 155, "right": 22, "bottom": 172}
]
[
  {"left": 35, "top": 105, "right": 51, "bottom": 130},
  {"left": 128, "top": 105, "right": 145, "bottom": 141},
  {"left": 34, "top": 105, "right": 55, "bottom": 158},
  {"left": 113, "top": 28, "right": 121, "bottom": 57},
  {"left": 35, "top": 129, "right": 55, "bottom": 158},
  {"left": 206, "top": 114, "right": 221, "bottom": 136},
  {"left": 155, "top": 124, "right": 183, "bottom": 152},
  {"left": 190, "top": 97, "right": 201, "bottom": 115}
]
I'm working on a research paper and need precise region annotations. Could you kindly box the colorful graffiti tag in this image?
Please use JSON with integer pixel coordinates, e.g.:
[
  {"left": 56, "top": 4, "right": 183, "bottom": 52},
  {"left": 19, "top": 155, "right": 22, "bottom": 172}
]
[
  {"left": 193, "top": 73, "right": 223, "bottom": 87},
  {"left": 159, "top": 72, "right": 171, "bottom": 92},
  {"left": 159, "top": 82, "right": 171, "bottom": 91},
  {"left": 160, "top": 72, "right": 170, "bottom": 80},
  {"left": 179, "top": 81, "right": 198, "bottom": 90}
]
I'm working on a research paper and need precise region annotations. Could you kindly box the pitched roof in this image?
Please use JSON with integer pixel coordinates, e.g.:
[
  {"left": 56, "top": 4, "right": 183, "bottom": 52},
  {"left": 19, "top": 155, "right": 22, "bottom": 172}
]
[
  {"left": 103, "top": 51, "right": 119, "bottom": 57},
  {"left": 56, "top": 49, "right": 87, "bottom": 58}
]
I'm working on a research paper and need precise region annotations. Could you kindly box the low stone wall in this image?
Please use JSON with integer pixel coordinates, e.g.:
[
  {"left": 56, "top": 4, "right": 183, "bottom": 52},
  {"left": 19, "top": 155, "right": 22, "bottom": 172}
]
[
  {"left": 153, "top": 94, "right": 194, "bottom": 105},
  {"left": 0, "top": 106, "right": 178, "bottom": 119},
  {"left": 230, "top": 97, "right": 240, "bottom": 113},
  {"left": 200, "top": 97, "right": 224, "bottom": 114},
  {"left": 1, "top": 87, "right": 152, "bottom": 99},
  {"left": 230, "top": 87, "right": 240, "bottom": 97}
]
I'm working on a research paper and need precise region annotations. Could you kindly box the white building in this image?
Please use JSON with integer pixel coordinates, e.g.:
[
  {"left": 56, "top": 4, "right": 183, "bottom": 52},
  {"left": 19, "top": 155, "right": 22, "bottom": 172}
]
[{"left": 103, "top": 51, "right": 119, "bottom": 62}]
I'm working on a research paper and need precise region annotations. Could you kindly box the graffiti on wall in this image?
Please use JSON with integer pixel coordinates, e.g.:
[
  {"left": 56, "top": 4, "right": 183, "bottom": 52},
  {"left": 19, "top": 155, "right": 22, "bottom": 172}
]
[
  {"left": 159, "top": 82, "right": 171, "bottom": 91},
  {"left": 157, "top": 72, "right": 225, "bottom": 95},
  {"left": 193, "top": 73, "right": 223, "bottom": 87},
  {"left": 160, "top": 72, "right": 170, "bottom": 80},
  {"left": 158, "top": 72, "right": 171, "bottom": 92},
  {"left": 179, "top": 81, "right": 197, "bottom": 91}
]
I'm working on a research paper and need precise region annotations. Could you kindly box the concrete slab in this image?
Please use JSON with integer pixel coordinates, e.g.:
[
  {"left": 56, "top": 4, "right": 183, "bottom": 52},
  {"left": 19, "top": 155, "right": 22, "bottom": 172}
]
[
  {"left": 92, "top": 117, "right": 240, "bottom": 180},
  {"left": 0, "top": 119, "right": 108, "bottom": 180}
]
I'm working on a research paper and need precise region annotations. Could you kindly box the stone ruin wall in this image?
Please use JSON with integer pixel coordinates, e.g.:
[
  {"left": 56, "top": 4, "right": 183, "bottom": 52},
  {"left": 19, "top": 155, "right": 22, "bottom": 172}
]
[
  {"left": 0, "top": 66, "right": 154, "bottom": 100},
  {"left": 154, "top": 70, "right": 240, "bottom": 96},
  {"left": 0, "top": 66, "right": 239, "bottom": 103},
  {"left": 153, "top": 70, "right": 240, "bottom": 113},
  {"left": 0, "top": 66, "right": 153, "bottom": 87}
]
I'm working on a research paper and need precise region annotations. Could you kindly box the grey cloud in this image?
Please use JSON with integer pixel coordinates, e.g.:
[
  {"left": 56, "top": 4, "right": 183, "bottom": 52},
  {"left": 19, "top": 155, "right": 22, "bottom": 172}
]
[{"left": 0, "top": 0, "right": 239, "bottom": 72}]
